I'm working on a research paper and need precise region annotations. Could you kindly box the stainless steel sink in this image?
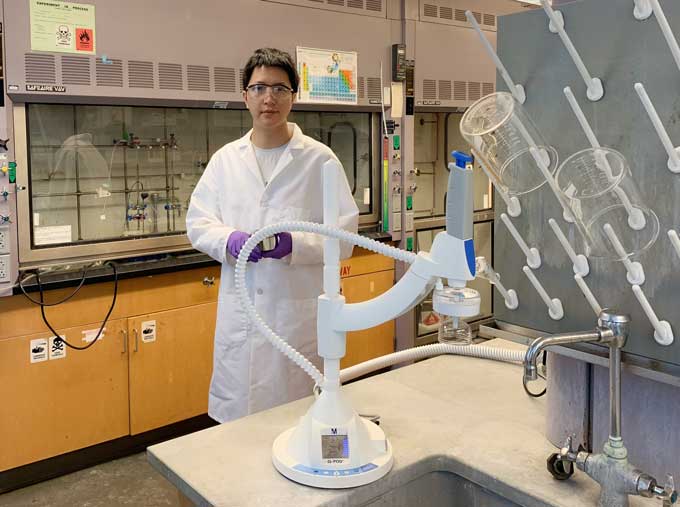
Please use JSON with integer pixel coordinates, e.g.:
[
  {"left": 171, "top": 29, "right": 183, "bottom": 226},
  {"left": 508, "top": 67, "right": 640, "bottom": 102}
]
[{"left": 362, "top": 470, "right": 522, "bottom": 507}]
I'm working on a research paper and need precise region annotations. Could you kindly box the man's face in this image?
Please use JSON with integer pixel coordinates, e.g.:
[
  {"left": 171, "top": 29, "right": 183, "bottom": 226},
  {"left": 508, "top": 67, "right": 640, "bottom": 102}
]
[{"left": 243, "top": 66, "right": 296, "bottom": 130}]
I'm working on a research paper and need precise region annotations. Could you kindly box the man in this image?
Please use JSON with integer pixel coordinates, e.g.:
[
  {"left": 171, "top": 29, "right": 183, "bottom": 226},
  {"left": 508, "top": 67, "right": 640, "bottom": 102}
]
[{"left": 186, "top": 48, "right": 359, "bottom": 423}]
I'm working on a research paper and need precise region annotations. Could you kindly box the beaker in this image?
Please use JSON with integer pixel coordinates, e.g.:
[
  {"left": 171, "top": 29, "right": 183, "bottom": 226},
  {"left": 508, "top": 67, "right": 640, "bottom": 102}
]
[
  {"left": 437, "top": 316, "right": 472, "bottom": 346},
  {"left": 555, "top": 147, "right": 659, "bottom": 260},
  {"left": 460, "top": 92, "right": 558, "bottom": 196}
]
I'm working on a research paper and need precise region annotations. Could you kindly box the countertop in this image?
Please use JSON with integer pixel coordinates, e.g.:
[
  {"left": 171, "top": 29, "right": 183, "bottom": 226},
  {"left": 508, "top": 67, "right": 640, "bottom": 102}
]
[{"left": 147, "top": 340, "right": 656, "bottom": 507}]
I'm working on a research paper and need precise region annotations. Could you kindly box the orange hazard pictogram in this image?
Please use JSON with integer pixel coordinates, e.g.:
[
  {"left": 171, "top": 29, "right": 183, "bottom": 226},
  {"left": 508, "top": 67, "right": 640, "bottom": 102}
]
[{"left": 76, "top": 28, "right": 93, "bottom": 51}]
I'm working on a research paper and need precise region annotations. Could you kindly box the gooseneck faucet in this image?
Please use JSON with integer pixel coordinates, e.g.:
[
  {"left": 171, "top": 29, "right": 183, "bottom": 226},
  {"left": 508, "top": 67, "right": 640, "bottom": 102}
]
[{"left": 523, "top": 310, "right": 678, "bottom": 507}]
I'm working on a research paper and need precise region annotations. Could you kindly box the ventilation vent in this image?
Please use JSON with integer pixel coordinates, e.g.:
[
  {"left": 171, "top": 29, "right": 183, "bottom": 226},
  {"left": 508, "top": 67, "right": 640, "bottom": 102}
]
[
  {"left": 96, "top": 58, "right": 123, "bottom": 87},
  {"left": 482, "top": 82, "right": 494, "bottom": 96},
  {"left": 454, "top": 9, "right": 466, "bottom": 22},
  {"left": 358, "top": 76, "right": 365, "bottom": 99},
  {"left": 438, "top": 80, "right": 451, "bottom": 100},
  {"left": 159, "top": 63, "right": 183, "bottom": 90},
  {"left": 440, "top": 6, "right": 452, "bottom": 19},
  {"left": 366, "top": 77, "right": 381, "bottom": 100},
  {"left": 471, "top": 11, "right": 482, "bottom": 23},
  {"left": 188, "top": 65, "right": 210, "bottom": 91},
  {"left": 25, "top": 54, "right": 56, "bottom": 84},
  {"left": 468, "top": 81, "right": 481, "bottom": 101},
  {"left": 365, "top": 0, "right": 381, "bottom": 11},
  {"left": 483, "top": 13, "right": 496, "bottom": 26},
  {"left": 214, "top": 67, "right": 236, "bottom": 93},
  {"left": 424, "top": 4, "right": 437, "bottom": 17},
  {"left": 454, "top": 81, "right": 466, "bottom": 101},
  {"left": 128, "top": 60, "right": 154, "bottom": 89},
  {"left": 239, "top": 68, "right": 245, "bottom": 90},
  {"left": 423, "top": 79, "right": 436, "bottom": 100},
  {"left": 347, "top": 0, "right": 363, "bottom": 7},
  {"left": 327, "top": 0, "right": 344, "bottom": 5},
  {"left": 61, "top": 55, "right": 90, "bottom": 86}
]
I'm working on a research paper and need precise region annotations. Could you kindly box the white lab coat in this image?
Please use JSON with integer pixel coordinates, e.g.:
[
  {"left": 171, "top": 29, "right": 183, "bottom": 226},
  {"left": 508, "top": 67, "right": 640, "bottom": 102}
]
[{"left": 186, "top": 123, "right": 359, "bottom": 423}]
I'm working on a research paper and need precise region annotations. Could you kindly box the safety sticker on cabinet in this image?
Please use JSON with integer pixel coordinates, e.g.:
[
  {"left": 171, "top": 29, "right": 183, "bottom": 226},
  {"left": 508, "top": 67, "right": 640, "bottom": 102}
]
[
  {"left": 141, "top": 320, "right": 156, "bottom": 343},
  {"left": 49, "top": 336, "right": 66, "bottom": 360},
  {"left": 82, "top": 327, "right": 105, "bottom": 344},
  {"left": 30, "top": 338, "right": 48, "bottom": 363}
]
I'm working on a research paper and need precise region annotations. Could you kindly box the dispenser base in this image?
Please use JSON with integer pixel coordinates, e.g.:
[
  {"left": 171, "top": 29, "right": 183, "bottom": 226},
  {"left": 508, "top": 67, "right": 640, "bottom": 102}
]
[{"left": 272, "top": 422, "right": 393, "bottom": 489}]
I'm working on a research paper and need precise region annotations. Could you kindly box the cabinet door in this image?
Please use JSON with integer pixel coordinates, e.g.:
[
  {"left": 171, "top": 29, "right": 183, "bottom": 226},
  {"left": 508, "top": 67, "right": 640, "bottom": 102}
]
[
  {"left": 340, "top": 270, "right": 395, "bottom": 369},
  {"left": 0, "top": 319, "right": 129, "bottom": 471},
  {"left": 128, "top": 302, "right": 216, "bottom": 435}
]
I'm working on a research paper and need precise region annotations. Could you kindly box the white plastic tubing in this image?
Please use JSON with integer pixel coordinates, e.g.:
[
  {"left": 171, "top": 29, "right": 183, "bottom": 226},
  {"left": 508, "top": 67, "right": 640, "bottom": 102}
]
[
  {"left": 235, "top": 221, "right": 526, "bottom": 385},
  {"left": 339, "top": 343, "right": 525, "bottom": 384},
  {"left": 235, "top": 221, "right": 416, "bottom": 386}
]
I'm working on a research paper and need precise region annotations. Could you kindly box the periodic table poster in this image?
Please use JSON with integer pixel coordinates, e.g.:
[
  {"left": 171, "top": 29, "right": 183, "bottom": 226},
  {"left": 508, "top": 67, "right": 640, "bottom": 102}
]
[{"left": 296, "top": 47, "right": 358, "bottom": 105}]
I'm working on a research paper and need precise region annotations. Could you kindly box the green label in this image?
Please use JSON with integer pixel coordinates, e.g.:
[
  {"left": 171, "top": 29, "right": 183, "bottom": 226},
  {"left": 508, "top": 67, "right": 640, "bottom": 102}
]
[
  {"left": 8, "top": 162, "right": 16, "bottom": 184},
  {"left": 393, "top": 135, "right": 400, "bottom": 150},
  {"left": 406, "top": 195, "right": 413, "bottom": 211},
  {"left": 406, "top": 237, "right": 413, "bottom": 251}
]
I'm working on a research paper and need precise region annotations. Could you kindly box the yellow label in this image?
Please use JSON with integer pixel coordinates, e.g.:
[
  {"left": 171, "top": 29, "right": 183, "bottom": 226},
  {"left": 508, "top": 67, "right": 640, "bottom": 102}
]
[{"left": 30, "top": 0, "right": 96, "bottom": 55}]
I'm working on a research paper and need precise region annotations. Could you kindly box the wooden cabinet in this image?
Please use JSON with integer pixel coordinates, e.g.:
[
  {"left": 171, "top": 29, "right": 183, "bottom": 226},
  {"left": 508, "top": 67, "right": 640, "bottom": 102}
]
[
  {"left": 0, "top": 267, "right": 220, "bottom": 473},
  {"left": 0, "top": 319, "right": 129, "bottom": 471},
  {"left": 0, "top": 249, "right": 396, "bottom": 472},
  {"left": 128, "top": 303, "right": 216, "bottom": 435},
  {"left": 340, "top": 248, "right": 396, "bottom": 369}
]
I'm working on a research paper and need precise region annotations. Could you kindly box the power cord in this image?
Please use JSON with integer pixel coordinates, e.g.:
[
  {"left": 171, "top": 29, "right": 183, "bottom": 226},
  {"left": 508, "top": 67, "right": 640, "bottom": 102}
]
[{"left": 19, "top": 261, "right": 118, "bottom": 351}]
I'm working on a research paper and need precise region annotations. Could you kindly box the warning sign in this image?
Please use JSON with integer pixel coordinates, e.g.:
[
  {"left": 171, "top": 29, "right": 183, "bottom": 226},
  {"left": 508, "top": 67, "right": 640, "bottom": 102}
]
[
  {"left": 75, "top": 27, "right": 93, "bottom": 51},
  {"left": 30, "top": 1, "right": 96, "bottom": 54},
  {"left": 49, "top": 336, "right": 66, "bottom": 360},
  {"left": 30, "top": 338, "right": 48, "bottom": 363}
]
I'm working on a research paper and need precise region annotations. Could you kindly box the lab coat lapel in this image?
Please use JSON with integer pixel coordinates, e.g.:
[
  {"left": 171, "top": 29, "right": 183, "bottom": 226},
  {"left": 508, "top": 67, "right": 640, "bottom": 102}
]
[
  {"left": 237, "top": 130, "right": 265, "bottom": 186},
  {"left": 267, "top": 124, "right": 306, "bottom": 187}
]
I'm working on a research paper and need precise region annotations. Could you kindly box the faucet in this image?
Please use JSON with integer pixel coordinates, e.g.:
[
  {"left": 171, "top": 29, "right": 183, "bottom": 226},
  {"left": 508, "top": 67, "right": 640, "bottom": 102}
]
[{"left": 524, "top": 309, "right": 678, "bottom": 507}]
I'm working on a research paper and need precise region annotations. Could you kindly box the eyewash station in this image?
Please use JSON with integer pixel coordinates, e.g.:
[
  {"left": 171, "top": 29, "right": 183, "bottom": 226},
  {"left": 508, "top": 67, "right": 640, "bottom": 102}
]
[{"left": 147, "top": 1, "right": 680, "bottom": 506}]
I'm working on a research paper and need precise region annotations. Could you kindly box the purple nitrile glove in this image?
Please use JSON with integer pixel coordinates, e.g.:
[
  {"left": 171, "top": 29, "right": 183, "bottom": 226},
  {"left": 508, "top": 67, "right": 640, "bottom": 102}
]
[
  {"left": 226, "top": 231, "right": 262, "bottom": 262},
  {"left": 261, "top": 232, "right": 292, "bottom": 260}
]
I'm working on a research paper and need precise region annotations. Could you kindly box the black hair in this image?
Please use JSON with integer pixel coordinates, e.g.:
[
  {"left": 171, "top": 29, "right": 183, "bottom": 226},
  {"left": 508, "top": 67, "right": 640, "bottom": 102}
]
[{"left": 242, "top": 48, "right": 299, "bottom": 93}]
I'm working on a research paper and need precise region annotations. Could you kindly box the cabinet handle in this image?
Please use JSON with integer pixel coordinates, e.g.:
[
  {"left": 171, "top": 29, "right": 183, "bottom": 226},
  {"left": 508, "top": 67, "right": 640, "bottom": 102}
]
[
  {"left": 203, "top": 276, "right": 215, "bottom": 286},
  {"left": 133, "top": 329, "right": 139, "bottom": 352},
  {"left": 121, "top": 329, "right": 128, "bottom": 354}
]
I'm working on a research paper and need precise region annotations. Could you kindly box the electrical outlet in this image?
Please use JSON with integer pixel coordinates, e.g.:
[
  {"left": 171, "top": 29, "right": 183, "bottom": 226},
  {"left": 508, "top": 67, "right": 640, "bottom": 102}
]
[
  {"left": 0, "top": 255, "right": 9, "bottom": 283},
  {"left": 0, "top": 225, "right": 8, "bottom": 254}
]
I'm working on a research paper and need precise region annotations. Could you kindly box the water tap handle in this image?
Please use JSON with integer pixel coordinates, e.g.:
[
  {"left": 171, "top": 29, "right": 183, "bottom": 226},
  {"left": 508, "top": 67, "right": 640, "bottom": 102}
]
[{"left": 654, "top": 474, "right": 677, "bottom": 506}]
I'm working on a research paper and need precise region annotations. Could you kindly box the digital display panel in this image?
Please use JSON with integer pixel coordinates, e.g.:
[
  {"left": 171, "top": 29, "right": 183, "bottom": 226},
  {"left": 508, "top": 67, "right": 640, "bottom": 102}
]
[{"left": 321, "top": 434, "right": 349, "bottom": 459}]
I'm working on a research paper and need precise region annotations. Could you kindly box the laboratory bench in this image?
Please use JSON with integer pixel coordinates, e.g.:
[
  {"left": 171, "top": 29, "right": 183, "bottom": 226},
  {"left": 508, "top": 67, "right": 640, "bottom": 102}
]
[
  {"left": 147, "top": 340, "right": 656, "bottom": 507},
  {"left": 0, "top": 244, "right": 395, "bottom": 492}
]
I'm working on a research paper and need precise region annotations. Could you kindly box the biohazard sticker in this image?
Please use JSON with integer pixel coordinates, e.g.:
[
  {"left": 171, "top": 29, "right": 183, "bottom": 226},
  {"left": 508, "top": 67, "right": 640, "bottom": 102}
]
[
  {"left": 49, "top": 336, "right": 66, "bottom": 360},
  {"left": 30, "top": 338, "right": 48, "bottom": 363}
]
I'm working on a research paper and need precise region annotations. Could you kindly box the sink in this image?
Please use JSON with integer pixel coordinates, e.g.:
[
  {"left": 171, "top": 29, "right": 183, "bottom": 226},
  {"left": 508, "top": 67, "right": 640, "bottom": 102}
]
[{"left": 362, "top": 470, "right": 521, "bottom": 507}]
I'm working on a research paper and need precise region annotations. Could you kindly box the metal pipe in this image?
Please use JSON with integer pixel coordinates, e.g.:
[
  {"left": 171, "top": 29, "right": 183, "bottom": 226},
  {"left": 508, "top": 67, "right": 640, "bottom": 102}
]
[
  {"left": 610, "top": 345, "right": 622, "bottom": 440},
  {"left": 524, "top": 330, "right": 604, "bottom": 381}
]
